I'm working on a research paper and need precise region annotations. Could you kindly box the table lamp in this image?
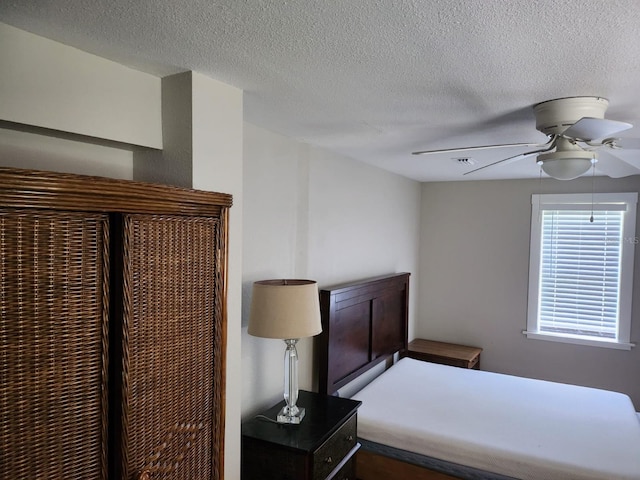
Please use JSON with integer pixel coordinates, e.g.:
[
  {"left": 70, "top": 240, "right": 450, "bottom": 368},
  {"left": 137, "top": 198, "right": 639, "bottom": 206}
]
[{"left": 248, "top": 279, "right": 322, "bottom": 424}]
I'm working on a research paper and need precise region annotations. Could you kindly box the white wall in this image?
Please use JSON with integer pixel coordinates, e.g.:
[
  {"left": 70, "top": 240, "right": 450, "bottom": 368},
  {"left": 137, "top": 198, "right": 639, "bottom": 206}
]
[
  {"left": 0, "top": 23, "right": 161, "bottom": 149},
  {"left": 306, "top": 147, "right": 421, "bottom": 290},
  {"left": 191, "top": 72, "right": 243, "bottom": 480},
  {"left": 241, "top": 124, "right": 307, "bottom": 415},
  {"left": 418, "top": 175, "right": 640, "bottom": 407},
  {"left": 0, "top": 127, "right": 134, "bottom": 179},
  {"left": 133, "top": 72, "right": 193, "bottom": 187},
  {"left": 241, "top": 123, "right": 421, "bottom": 417}
]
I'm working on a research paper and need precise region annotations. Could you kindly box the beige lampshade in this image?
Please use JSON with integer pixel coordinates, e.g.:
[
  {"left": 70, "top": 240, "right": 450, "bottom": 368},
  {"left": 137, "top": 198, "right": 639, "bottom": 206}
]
[{"left": 248, "top": 279, "right": 322, "bottom": 339}]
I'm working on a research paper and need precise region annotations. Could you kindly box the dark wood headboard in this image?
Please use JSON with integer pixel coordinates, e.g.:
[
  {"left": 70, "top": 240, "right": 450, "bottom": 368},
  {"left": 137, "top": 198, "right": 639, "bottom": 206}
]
[{"left": 316, "top": 273, "right": 410, "bottom": 395}]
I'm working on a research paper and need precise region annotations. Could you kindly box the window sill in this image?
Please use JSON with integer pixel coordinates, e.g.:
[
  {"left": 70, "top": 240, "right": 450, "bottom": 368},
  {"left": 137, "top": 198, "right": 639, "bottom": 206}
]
[{"left": 522, "top": 331, "right": 635, "bottom": 350}]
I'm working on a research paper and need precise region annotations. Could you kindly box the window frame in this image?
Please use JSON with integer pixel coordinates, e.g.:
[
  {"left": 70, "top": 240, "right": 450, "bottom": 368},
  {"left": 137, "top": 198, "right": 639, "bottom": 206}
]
[{"left": 525, "top": 192, "right": 638, "bottom": 350}]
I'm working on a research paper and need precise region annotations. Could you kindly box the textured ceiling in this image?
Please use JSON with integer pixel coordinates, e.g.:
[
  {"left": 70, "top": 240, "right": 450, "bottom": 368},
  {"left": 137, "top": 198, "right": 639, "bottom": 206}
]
[{"left": 2, "top": 0, "right": 640, "bottom": 181}]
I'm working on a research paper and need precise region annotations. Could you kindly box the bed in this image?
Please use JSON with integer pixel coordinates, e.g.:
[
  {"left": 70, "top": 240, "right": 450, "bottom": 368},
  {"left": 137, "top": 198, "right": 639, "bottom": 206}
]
[{"left": 316, "top": 273, "right": 640, "bottom": 480}]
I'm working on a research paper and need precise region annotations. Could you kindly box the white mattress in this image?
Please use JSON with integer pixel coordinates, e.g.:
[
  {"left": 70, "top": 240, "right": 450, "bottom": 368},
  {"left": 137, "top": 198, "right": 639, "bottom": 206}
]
[{"left": 351, "top": 358, "right": 640, "bottom": 480}]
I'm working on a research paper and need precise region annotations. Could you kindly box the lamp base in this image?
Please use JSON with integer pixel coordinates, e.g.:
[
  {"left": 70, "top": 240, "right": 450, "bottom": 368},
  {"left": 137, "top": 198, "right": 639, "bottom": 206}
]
[{"left": 277, "top": 406, "right": 306, "bottom": 424}]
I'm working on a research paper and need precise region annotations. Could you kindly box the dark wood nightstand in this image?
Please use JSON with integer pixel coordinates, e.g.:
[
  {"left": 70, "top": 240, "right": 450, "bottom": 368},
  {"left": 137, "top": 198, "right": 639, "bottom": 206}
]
[
  {"left": 407, "top": 339, "right": 482, "bottom": 369},
  {"left": 242, "top": 390, "right": 361, "bottom": 480}
]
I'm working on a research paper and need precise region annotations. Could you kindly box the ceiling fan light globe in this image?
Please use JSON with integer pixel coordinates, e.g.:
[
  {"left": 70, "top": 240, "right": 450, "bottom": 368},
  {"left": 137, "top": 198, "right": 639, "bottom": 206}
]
[{"left": 538, "top": 151, "right": 595, "bottom": 180}]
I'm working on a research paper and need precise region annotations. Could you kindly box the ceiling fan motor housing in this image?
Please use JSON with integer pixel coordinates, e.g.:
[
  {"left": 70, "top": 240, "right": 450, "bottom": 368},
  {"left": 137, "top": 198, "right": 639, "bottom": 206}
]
[{"left": 533, "top": 96, "right": 609, "bottom": 136}]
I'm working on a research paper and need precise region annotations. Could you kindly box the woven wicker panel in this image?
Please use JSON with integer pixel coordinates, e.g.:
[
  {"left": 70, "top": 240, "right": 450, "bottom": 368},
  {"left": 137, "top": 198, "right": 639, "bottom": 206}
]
[
  {"left": 0, "top": 207, "right": 109, "bottom": 480},
  {"left": 120, "top": 214, "right": 221, "bottom": 480}
]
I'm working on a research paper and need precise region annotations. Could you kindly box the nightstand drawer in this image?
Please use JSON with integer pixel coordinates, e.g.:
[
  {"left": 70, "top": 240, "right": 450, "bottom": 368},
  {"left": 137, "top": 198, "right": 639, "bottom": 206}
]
[{"left": 313, "top": 414, "right": 357, "bottom": 479}]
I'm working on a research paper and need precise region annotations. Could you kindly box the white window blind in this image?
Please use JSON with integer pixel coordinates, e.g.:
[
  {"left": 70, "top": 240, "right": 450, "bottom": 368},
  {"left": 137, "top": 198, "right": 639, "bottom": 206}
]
[
  {"left": 538, "top": 209, "right": 622, "bottom": 339},
  {"left": 526, "top": 192, "right": 637, "bottom": 349}
]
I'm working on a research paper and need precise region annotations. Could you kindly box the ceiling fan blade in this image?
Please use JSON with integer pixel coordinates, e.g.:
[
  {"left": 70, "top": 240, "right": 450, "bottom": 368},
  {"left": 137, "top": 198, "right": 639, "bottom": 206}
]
[
  {"left": 463, "top": 149, "right": 545, "bottom": 176},
  {"left": 595, "top": 150, "right": 640, "bottom": 178},
  {"left": 412, "top": 142, "right": 543, "bottom": 156},
  {"left": 562, "top": 117, "right": 632, "bottom": 141},
  {"left": 462, "top": 139, "right": 556, "bottom": 175},
  {"left": 612, "top": 137, "right": 640, "bottom": 149}
]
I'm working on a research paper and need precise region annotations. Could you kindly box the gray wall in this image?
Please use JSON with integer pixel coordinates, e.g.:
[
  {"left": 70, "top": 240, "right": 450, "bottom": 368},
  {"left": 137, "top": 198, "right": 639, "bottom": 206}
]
[{"left": 418, "top": 175, "right": 640, "bottom": 407}]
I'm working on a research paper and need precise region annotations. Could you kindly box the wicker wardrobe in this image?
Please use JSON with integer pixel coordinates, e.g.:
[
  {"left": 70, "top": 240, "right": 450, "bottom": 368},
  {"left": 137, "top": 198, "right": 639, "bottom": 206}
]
[{"left": 0, "top": 168, "right": 231, "bottom": 480}]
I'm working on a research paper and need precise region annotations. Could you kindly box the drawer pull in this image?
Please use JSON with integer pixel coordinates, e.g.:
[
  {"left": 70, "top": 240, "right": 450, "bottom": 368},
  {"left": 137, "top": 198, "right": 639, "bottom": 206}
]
[{"left": 324, "top": 456, "right": 333, "bottom": 464}]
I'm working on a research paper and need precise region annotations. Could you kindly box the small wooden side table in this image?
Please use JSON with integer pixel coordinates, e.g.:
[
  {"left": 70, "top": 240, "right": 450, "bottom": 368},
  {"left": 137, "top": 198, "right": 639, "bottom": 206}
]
[
  {"left": 407, "top": 339, "right": 482, "bottom": 369},
  {"left": 242, "top": 390, "right": 361, "bottom": 480}
]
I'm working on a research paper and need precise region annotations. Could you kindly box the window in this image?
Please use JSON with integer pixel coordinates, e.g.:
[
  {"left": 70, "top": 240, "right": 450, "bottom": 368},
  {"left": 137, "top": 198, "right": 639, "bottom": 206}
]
[{"left": 526, "top": 192, "right": 637, "bottom": 349}]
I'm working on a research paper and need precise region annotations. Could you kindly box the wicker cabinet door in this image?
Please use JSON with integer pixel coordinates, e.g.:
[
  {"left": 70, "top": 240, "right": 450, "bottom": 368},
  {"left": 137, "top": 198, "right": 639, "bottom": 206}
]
[
  {"left": 0, "top": 208, "right": 110, "bottom": 480},
  {"left": 116, "top": 214, "right": 223, "bottom": 480}
]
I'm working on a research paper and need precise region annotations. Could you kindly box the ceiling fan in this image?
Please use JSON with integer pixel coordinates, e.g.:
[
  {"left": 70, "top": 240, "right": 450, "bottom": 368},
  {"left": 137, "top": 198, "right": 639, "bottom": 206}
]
[{"left": 412, "top": 96, "right": 640, "bottom": 180}]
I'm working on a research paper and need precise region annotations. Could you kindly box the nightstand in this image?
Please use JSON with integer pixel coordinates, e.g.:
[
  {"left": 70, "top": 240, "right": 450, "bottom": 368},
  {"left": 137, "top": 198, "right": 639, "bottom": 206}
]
[
  {"left": 242, "top": 390, "right": 361, "bottom": 480},
  {"left": 407, "top": 338, "right": 482, "bottom": 369}
]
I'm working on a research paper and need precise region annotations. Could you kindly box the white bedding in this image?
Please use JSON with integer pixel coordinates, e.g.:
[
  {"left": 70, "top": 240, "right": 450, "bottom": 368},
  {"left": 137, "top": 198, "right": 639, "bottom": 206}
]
[{"left": 351, "top": 358, "right": 640, "bottom": 480}]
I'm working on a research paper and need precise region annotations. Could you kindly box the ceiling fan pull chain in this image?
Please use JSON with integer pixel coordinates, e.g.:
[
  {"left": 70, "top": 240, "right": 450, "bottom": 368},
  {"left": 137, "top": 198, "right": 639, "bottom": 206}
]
[
  {"left": 538, "top": 165, "right": 543, "bottom": 222},
  {"left": 590, "top": 160, "right": 596, "bottom": 223}
]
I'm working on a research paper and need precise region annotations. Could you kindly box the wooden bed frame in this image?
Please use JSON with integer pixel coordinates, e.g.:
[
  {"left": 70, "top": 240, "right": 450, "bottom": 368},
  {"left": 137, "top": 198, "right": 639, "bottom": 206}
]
[
  {"left": 317, "top": 273, "right": 640, "bottom": 480},
  {"left": 316, "top": 272, "right": 465, "bottom": 480},
  {"left": 317, "top": 273, "right": 410, "bottom": 396}
]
